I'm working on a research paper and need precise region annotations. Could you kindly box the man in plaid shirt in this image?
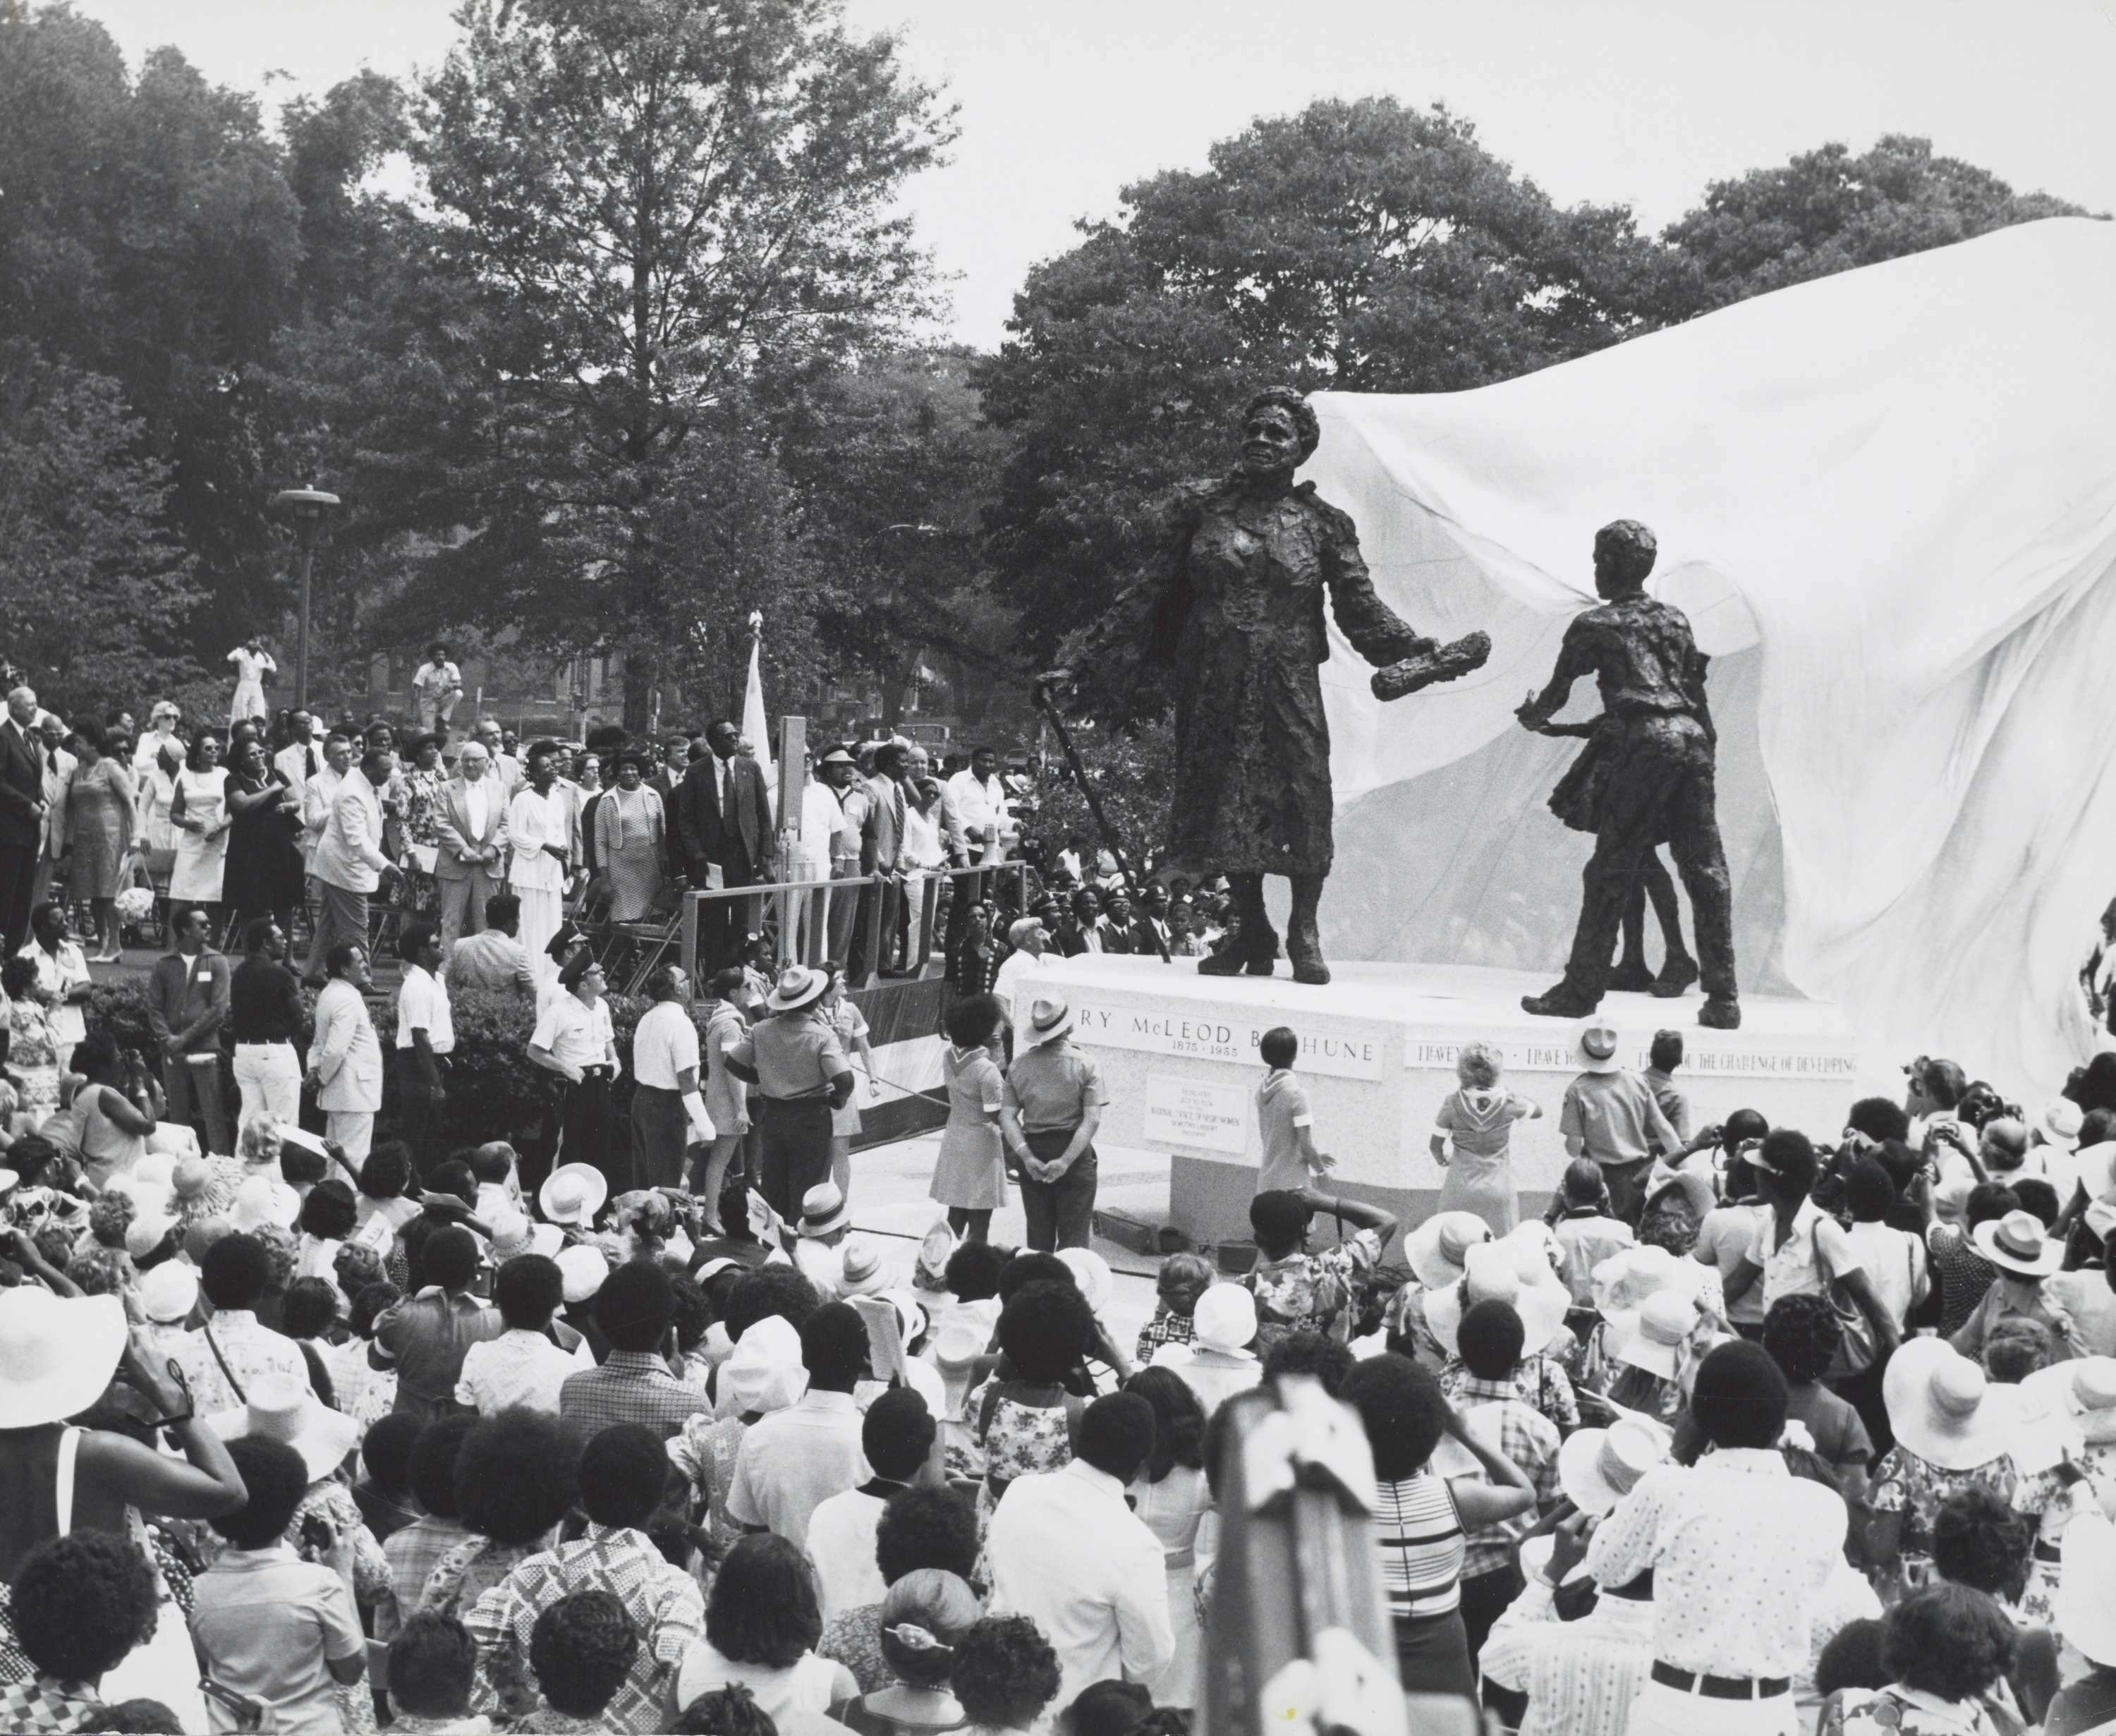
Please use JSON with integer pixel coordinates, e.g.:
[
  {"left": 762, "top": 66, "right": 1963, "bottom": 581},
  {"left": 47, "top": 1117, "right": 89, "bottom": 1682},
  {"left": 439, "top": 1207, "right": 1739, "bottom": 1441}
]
[
  {"left": 466, "top": 1424, "right": 705, "bottom": 1731},
  {"left": 559, "top": 1260, "right": 708, "bottom": 1443},
  {"left": 1447, "top": 1299, "right": 1561, "bottom": 1679}
]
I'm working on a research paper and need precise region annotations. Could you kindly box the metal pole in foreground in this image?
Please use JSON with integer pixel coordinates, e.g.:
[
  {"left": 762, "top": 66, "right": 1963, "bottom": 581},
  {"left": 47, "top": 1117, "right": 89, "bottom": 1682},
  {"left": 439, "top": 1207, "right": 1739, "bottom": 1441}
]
[{"left": 269, "top": 486, "right": 341, "bottom": 712}]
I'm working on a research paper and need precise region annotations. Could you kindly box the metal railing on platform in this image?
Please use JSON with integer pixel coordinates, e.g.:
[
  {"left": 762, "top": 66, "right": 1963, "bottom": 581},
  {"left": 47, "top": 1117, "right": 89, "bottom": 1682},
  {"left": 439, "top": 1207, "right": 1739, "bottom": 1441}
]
[{"left": 669, "top": 860, "right": 1033, "bottom": 994}]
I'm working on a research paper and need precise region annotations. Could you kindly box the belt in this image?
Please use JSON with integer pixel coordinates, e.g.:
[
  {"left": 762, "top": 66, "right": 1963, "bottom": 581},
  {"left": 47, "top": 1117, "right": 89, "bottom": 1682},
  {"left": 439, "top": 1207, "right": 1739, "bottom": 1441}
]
[
  {"left": 1650, "top": 1662, "right": 1789, "bottom": 1700},
  {"left": 2035, "top": 1538, "right": 2064, "bottom": 1565}
]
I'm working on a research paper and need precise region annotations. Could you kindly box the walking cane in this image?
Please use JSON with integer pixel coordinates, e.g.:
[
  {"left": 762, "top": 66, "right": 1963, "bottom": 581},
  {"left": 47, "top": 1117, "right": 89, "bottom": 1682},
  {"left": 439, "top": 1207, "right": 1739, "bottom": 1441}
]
[{"left": 1032, "top": 679, "right": 1172, "bottom": 964}]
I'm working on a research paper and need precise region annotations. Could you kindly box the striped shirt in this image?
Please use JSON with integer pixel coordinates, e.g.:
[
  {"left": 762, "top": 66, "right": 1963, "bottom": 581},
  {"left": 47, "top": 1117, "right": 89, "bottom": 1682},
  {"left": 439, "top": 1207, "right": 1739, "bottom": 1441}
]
[{"left": 1373, "top": 1471, "right": 1464, "bottom": 1620}]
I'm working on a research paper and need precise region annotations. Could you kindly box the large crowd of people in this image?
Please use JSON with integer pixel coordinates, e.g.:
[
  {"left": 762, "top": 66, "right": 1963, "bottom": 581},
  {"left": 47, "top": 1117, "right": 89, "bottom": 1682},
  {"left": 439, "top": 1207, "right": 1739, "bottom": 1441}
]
[{"left": 4, "top": 669, "right": 2116, "bottom": 1736}]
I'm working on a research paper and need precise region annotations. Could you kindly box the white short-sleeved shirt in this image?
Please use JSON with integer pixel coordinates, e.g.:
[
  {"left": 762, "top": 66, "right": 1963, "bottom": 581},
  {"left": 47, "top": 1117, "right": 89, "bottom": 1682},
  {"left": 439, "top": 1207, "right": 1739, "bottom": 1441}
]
[
  {"left": 1756, "top": 1196, "right": 1863, "bottom": 1311},
  {"left": 633, "top": 999, "right": 701, "bottom": 1091},
  {"left": 396, "top": 964, "right": 454, "bottom": 1053},
  {"left": 532, "top": 992, "right": 615, "bottom": 1072}
]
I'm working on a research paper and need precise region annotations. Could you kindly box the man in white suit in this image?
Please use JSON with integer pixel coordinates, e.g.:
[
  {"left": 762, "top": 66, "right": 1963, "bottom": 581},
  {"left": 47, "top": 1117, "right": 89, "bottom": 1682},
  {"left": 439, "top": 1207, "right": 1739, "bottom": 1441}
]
[
  {"left": 299, "top": 732, "right": 352, "bottom": 879},
  {"left": 434, "top": 741, "right": 509, "bottom": 948},
  {"left": 304, "top": 742, "right": 401, "bottom": 985},
  {"left": 30, "top": 713, "right": 75, "bottom": 913},
  {"left": 305, "top": 938, "right": 383, "bottom": 1169}
]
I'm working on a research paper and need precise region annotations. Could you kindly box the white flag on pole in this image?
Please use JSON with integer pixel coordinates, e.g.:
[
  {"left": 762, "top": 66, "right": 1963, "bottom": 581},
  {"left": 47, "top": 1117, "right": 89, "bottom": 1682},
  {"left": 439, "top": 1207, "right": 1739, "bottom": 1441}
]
[{"left": 743, "top": 610, "right": 775, "bottom": 807}]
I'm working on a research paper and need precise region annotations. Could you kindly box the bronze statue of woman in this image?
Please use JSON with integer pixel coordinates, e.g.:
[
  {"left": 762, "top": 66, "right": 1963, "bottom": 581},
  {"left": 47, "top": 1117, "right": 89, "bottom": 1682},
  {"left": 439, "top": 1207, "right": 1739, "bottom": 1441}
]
[{"left": 1044, "top": 387, "right": 1486, "bottom": 985}]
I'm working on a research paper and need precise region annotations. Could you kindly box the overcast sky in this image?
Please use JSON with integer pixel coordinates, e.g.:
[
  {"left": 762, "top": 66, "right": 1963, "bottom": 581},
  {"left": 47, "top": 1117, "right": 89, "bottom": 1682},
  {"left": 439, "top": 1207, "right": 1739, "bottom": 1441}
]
[{"left": 71, "top": 0, "right": 2116, "bottom": 349}]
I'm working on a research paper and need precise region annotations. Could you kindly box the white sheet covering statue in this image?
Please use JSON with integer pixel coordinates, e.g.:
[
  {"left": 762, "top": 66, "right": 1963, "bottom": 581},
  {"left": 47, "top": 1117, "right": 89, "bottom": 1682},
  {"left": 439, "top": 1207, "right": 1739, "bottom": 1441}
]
[{"left": 1296, "top": 217, "right": 2116, "bottom": 1093}]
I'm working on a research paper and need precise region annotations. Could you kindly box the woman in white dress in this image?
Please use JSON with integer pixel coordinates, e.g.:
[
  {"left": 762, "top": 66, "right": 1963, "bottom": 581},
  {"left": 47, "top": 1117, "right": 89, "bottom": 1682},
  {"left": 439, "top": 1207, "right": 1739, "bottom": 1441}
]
[
  {"left": 226, "top": 639, "right": 275, "bottom": 727},
  {"left": 1124, "top": 1366, "right": 1215, "bottom": 1710},
  {"left": 167, "top": 730, "right": 231, "bottom": 932},
  {"left": 899, "top": 775, "right": 949, "bottom": 972}
]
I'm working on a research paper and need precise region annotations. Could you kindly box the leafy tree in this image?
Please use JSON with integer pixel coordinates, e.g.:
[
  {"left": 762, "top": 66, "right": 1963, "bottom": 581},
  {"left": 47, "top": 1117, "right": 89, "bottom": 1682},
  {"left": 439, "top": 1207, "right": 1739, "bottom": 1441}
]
[
  {"left": 770, "top": 348, "right": 1011, "bottom": 724},
  {"left": 1021, "top": 715, "right": 1176, "bottom": 875},
  {"left": 974, "top": 96, "right": 1666, "bottom": 657},
  {"left": 0, "top": 341, "right": 203, "bottom": 713},
  {"left": 399, "top": 0, "right": 957, "bottom": 729},
  {"left": 1657, "top": 134, "right": 2093, "bottom": 317}
]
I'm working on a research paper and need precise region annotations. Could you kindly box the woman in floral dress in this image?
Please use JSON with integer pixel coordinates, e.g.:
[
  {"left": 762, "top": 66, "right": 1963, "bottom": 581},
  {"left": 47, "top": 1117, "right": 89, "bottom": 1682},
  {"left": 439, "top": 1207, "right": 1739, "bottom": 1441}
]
[
  {"left": 399, "top": 733, "right": 449, "bottom": 917},
  {"left": 1, "top": 954, "right": 62, "bottom": 1123}
]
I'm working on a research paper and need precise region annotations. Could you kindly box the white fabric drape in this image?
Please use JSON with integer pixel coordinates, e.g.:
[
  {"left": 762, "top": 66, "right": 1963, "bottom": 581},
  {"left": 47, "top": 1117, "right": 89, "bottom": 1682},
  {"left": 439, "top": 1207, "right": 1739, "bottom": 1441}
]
[{"left": 1300, "top": 218, "right": 2116, "bottom": 1093}]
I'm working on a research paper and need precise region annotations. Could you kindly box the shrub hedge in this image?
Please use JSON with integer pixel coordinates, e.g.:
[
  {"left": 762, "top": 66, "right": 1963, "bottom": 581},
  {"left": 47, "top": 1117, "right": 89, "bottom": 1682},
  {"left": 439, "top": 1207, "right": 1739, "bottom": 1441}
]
[{"left": 83, "top": 973, "right": 713, "bottom": 1151}]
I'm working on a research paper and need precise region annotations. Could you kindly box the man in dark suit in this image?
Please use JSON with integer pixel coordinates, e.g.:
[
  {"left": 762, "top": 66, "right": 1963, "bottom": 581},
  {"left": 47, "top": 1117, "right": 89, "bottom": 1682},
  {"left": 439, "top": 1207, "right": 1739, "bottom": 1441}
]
[
  {"left": 1096, "top": 890, "right": 1138, "bottom": 955},
  {"left": 0, "top": 686, "right": 50, "bottom": 953},
  {"left": 674, "top": 718, "right": 774, "bottom": 971},
  {"left": 1131, "top": 880, "right": 1174, "bottom": 958}
]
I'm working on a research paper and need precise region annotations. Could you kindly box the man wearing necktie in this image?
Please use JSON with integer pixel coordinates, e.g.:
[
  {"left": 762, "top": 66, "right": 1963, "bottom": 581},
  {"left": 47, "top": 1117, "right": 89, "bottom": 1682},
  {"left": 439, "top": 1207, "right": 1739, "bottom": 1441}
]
[
  {"left": 849, "top": 741, "right": 908, "bottom": 982},
  {"left": 0, "top": 687, "right": 51, "bottom": 954},
  {"left": 273, "top": 710, "right": 319, "bottom": 805},
  {"left": 674, "top": 719, "right": 773, "bottom": 973}
]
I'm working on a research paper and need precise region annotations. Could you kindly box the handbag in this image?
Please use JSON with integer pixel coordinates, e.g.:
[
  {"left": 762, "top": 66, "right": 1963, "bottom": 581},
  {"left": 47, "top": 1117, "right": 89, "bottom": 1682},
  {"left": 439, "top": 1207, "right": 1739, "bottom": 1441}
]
[{"left": 1813, "top": 1216, "right": 1878, "bottom": 1376}]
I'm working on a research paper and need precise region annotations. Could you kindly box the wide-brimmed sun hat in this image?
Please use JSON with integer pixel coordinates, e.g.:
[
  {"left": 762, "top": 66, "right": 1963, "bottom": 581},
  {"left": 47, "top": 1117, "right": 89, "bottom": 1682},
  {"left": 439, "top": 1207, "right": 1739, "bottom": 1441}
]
[
  {"left": 1428, "top": 1243, "right": 1568, "bottom": 1359},
  {"left": 540, "top": 1163, "right": 609, "bottom": 1228},
  {"left": 1614, "top": 1290, "right": 1700, "bottom": 1380},
  {"left": 139, "top": 1260, "right": 202, "bottom": 1325},
  {"left": 1057, "top": 1247, "right": 1113, "bottom": 1314},
  {"left": 489, "top": 1210, "right": 564, "bottom": 1263},
  {"left": 1972, "top": 1210, "right": 2065, "bottom": 1277},
  {"left": 0, "top": 1290, "right": 126, "bottom": 1427},
  {"left": 555, "top": 1244, "right": 609, "bottom": 1304},
  {"left": 1023, "top": 993, "right": 1076, "bottom": 1048},
  {"left": 1574, "top": 1017, "right": 1622, "bottom": 1074},
  {"left": 209, "top": 1371, "right": 362, "bottom": 1481},
  {"left": 1590, "top": 1244, "right": 1722, "bottom": 1341},
  {"left": 1557, "top": 1414, "right": 1672, "bottom": 1516},
  {"left": 2038, "top": 1098, "right": 2085, "bottom": 1151},
  {"left": 1193, "top": 1283, "right": 1258, "bottom": 1354},
  {"left": 2021, "top": 1355, "right": 2116, "bottom": 1447},
  {"left": 799, "top": 1182, "right": 851, "bottom": 1239},
  {"left": 1405, "top": 1211, "right": 1493, "bottom": 1291},
  {"left": 231, "top": 1174, "right": 300, "bottom": 1232},
  {"left": 1883, "top": 1337, "right": 2023, "bottom": 1471},
  {"left": 766, "top": 965, "right": 832, "bottom": 1014}
]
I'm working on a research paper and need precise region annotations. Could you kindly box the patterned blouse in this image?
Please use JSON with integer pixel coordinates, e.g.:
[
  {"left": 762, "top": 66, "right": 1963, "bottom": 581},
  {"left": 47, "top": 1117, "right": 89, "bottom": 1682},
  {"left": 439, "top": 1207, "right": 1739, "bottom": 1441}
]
[{"left": 1868, "top": 1443, "right": 2020, "bottom": 1564}]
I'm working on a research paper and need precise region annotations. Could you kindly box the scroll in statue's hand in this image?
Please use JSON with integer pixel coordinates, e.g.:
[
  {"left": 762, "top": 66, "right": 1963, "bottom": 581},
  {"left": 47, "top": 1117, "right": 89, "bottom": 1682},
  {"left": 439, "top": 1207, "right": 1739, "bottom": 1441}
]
[{"left": 1370, "top": 631, "right": 1491, "bottom": 703}]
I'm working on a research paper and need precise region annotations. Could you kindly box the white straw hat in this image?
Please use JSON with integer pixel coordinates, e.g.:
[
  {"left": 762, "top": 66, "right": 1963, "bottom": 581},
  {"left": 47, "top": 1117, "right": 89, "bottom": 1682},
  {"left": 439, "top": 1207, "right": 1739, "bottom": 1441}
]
[
  {"left": 1614, "top": 1290, "right": 1698, "bottom": 1381},
  {"left": 209, "top": 1371, "right": 362, "bottom": 1481},
  {"left": 540, "top": 1163, "right": 609, "bottom": 1228},
  {"left": 1022, "top": 993, "right": 1076, "bottom": 1048},
  {"left": 1971, "top": 1210, "right": 2064, "bottom": 1277},
  {"left": 1404, "top": 1211, "right": 1493, "bottom": 1291},
  {"left": 0, "top": 1290, "right": 126, "bottom": 1427},
  {"left": 139, "top": 1260, "right": 201, "bottom": 1325},
  {"left": 1557, "top": 1415, "right": 1672, "bottom": 1515},
  {"left": 1883, "top": 1337, "right": 2023, "bottom": 1471},
  {"left": 1427, "top": 1243, "right": 1568, "bottom": 1359}
]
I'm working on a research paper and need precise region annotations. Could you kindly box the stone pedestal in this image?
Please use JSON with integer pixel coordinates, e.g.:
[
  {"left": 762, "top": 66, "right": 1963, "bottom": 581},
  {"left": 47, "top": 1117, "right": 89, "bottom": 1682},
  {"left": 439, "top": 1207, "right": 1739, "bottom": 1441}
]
[{"left": 1028, "top": 956, "right": 1861, "bottom": 1249}]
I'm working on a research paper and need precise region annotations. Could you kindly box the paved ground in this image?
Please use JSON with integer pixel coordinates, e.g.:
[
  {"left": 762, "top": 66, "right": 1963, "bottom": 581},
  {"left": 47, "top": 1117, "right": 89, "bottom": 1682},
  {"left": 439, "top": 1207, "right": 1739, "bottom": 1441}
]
[{"left": 841, "top": 1131, "right": 1173, "bottom": 1349}]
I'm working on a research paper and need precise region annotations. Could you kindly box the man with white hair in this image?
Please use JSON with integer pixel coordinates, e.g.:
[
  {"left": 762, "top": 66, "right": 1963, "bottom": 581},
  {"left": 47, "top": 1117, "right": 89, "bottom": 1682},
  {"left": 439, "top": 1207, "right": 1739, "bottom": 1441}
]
[
  {"left": 0, "top": 685, "right": 50, "bottom": 952},
  {"left": 434, "top": 739, "right": 509, "bottom": 947},
  {"left": 992, "top": 913, "right": 1059, "bottom": 1063}
]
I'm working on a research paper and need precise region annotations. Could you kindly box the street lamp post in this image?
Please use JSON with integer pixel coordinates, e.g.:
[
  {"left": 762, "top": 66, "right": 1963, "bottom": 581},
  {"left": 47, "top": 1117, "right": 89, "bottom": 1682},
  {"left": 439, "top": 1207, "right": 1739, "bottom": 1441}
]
[{"left": 269, "top": 486, "right": 341, "bottom": 713}]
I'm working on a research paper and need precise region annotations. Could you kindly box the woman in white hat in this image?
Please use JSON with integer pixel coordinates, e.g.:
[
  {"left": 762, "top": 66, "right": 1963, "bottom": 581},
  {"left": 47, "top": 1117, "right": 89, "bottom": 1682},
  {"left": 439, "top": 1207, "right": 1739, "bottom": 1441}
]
[
  {"left": 671, "top": 1314, "right": 808, "bottom": 1555},
  {"left": 1386, "top": 1210, "right": 1495, "bottom": 1368},
  {"left": 724, "top": 964, "right": 856, "bottom": 1221},
  {"left": 1868, "top": 1337, "right": 2024, "bottom": 1591},
  {"left": 0, "top": 1268, "right": 248, "bottom": 1730},
  {"left": 1951, "top": 1208, "right": 2072, "bottom": 1364},
  {"left": 2011, "top": 1356, "right": 2116, "bottom": 1628}
]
